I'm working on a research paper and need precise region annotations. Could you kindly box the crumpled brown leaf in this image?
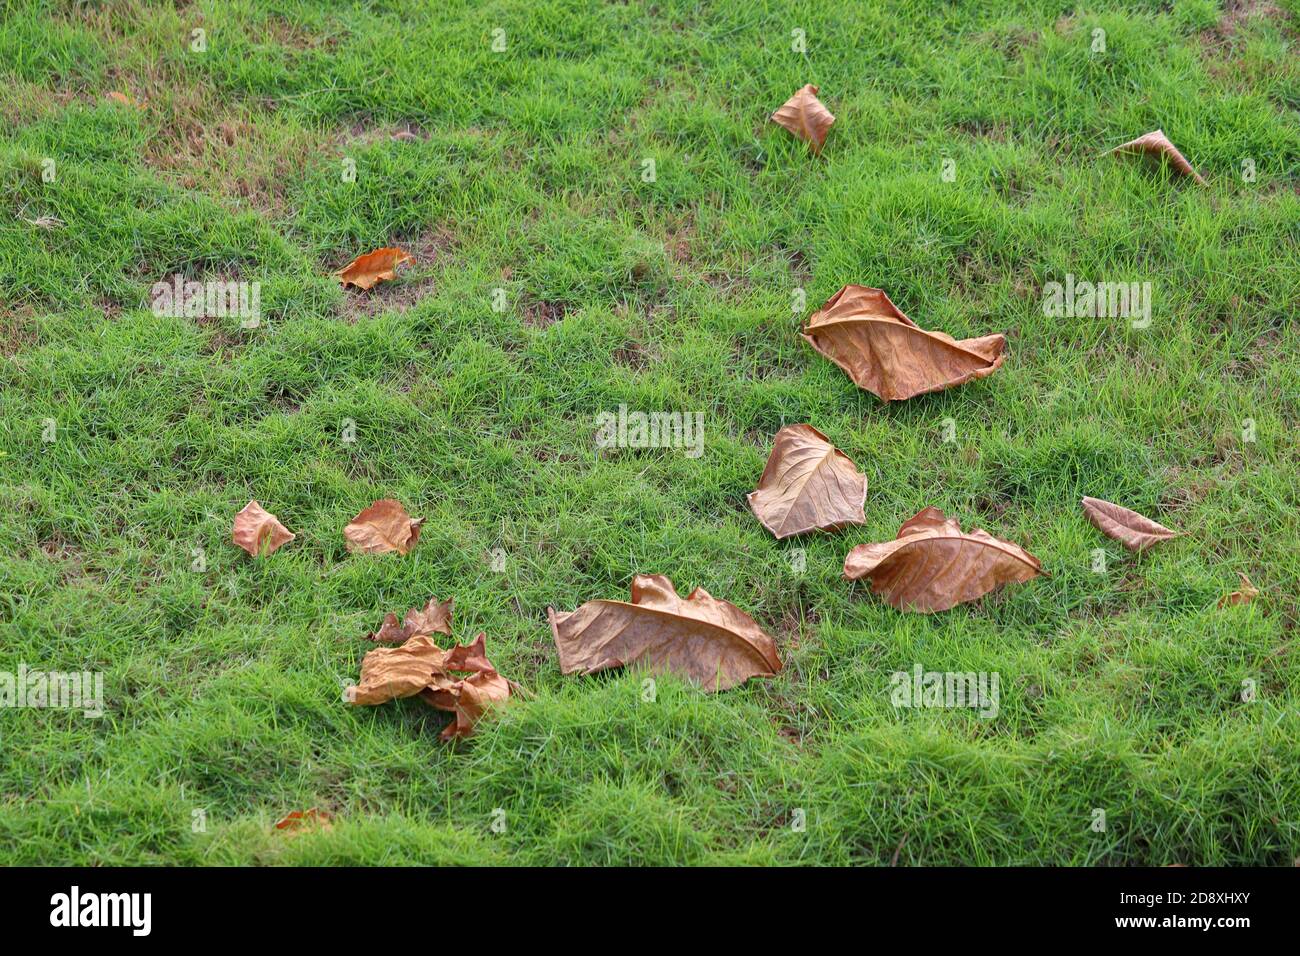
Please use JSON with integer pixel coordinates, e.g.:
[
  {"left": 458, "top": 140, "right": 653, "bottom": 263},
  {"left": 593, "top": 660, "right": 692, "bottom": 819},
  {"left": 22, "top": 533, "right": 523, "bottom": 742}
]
[
  {"left": 274, "top": 807, "right": 333, "bottom": 831},
  {"left": 748, "top": 424, "right": 867, "bottom": 539},
  {"left": 231, "top": 499, "right": 295, "bottom": 556},
  {"left": 844, "top": 506, "right": 1043, "bottom": 612},
  {"left": 348, "top": 633, "right": 445, "bottom": 703},
  {"left": 1080, "top": 497, "right": 1178, "bottom": 552},
  {"left": 1110, "top": 129, "right": 1206, "bottom": 185},
  {"left": 548, "top": 574, "right": 781, "bottom": 691},
  {"left": 347, "top": 632, "right": 513, "bottom": 740},
  {"left": 334, "top": 247, "right": 414, "bottom": 290},
  {"left": 420, "top": 634, "right": 513, "bottom": 740},
  {"left": 368, "top": 597, "right": 453, "bottom": 642},
  {"left": 770, "top": 84, "right": 835, "bottom": 154},
  {"left": 1218, "top": 572, "right": 1260, "bottom": 608},
  {"left": 802, "top": 285, "right": 1006, "bottom": 401},
  {"left": 344, "top": 499, "right": 424, "bottom": 555}
]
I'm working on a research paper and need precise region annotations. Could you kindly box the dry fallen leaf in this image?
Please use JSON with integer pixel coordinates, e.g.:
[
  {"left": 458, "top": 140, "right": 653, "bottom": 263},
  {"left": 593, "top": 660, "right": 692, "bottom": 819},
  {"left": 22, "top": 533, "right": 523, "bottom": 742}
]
[
  {"left": 420, "top": 634, "right": 513, "bottom": 740},
  {"left": 348, "top": 633, "right": 446, "bottom": 703},
  {"left": 333, "top": 247, "right": 414, "bottom": 290},
  {"left": 105, "top": 90, "right": 145, "bottom": 108},
  {"left": 748, "top": 424, "right": 867, "bottom": 539},
  {"left": 347, "top": 632, "right": 513, "bottom": 740},
  {"left": 274, "top": 807, "right": 333, "bottom": 831},
  {"left": 1110, "top": 129, "right": 1206, "bottom": 185},
  {"left": 1080, "top": 497, "right": 1178, "bottom": 553},
  {"left": 770, "top": 84, "right": 835, "bottom": 154},
  {"left": 231, "top": 500, "right": 295, "bottom": 557},
  {"left": 344, "top": 499, "right": 424, "bottom": 555},
  {"left": 21, "top": 216, "right": 64, "bottom": 229},
  {"left": 1218, "top": 572, "right": 1260, "bottom": 608},
  {"left": 844, "top": 507, "right": 1043, "bottom": 612},
  {"left": 548, "top": 574, "right": 781, "bottom": 691},
  {"left": 368, "top": 597, "right": 453, "bottom": 642},
  {"left": 802, "top": 285, "right": 1006, "bottom": 401}
]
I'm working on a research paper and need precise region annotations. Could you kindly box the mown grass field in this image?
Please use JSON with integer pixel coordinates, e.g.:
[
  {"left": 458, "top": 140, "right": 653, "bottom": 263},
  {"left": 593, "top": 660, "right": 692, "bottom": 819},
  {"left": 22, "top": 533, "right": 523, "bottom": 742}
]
[{"left": 1, "top": 0, "right": 1297, "bottom": 865}]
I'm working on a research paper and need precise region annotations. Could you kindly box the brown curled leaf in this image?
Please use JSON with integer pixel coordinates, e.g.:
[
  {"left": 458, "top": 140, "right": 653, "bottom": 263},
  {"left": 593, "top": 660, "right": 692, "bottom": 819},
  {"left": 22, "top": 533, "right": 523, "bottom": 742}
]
[
  {"left": 1080, "top": 497, "right": 1178, "bottom": 553},
  {"left": 420, "top": 634, "right": 512, "bottom": 740},
  {"left": 347, "top": 632, "right": 513, "bottom": 740},
  {"left": 801, "top": 285, "right": 1006, "bottom": 401},
  {"left": 548, "top": 574, "right": 781, "bottom": 691},
  {"left": 747, "top": 424, "right": 867, "bottom": 539},
  {"left": 231, "top": 499, "right": 295, "bottom": 557},
  {"left": 1110, "top": 129, "right": 1206, "bottom": 185},
  {"left": 368, "top": 597, "right": 453, "bottom": 642},
  {"left": 274, "top": 807, "right": 333, "bottom": 831},
  {"left": 770, "top": 84, "right": 835, "bottom": 154},
  {"left": 344, "top": 499, "right": 424, "bottom": 555},
  {"left": 347, "top": 633, "right": 447, "bottom": 704},
  {"left": 844, "top": 507, "right": 1043, "bottom": 612},
  {"left": 333, "top": 247, "right": 414, "bottom": 290},
  {"left": 1218, "top": 572, "right": 1260, "bottom": 608}
]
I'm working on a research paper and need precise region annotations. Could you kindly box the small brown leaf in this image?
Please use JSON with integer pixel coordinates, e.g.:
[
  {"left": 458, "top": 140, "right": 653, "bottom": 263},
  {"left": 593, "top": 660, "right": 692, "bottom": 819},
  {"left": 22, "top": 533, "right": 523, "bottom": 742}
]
[
  {"left": 1110, "top": 129, "right": 1206, "bottom": 185},
  {"left": 420, "top": 634, "right": 512, "bottom": 740},
  {"left": 347, "top": 632, "right": 513, "bottom": 740},
  {"left": 368, "top": 597, "right": 453, "bottom": 642},
  {"left": 770, "top": 84, "right": 835, "bottom": 154},
  {"left": 231, "top": 500, "right": 295, "bottom": 557},
  {"left": 105, "top": 90, "right": 145, "bottom": 108},
  {"left": 802, "top": 285, "right": 1006, "bottom": 401},
  {"left": 21, "top": 216, "right": 64, "bottom": 229},
  {"left": 844, "top": 507, "right": 1043, "bottom": 612},
  {"left": 1080, "top": 497, "right": 1178, "bottom": 552},
  {"left": 344, "top": 499, "right": 424, "bottom": 555},
  {"left": 333, "top": 247, "right": 414, "bottom": 290},
  {"left": 1218, "top": 572, "right": 1260, "bottom": 608},
  {"left": 274, "top": 807, "right": 333, "bottom": 831},
  {"left": 548, "top": 574, "right": 781, "bottom": 691},
  {"left": 748, "top": 424, "right": 867, "bottom": 539}
]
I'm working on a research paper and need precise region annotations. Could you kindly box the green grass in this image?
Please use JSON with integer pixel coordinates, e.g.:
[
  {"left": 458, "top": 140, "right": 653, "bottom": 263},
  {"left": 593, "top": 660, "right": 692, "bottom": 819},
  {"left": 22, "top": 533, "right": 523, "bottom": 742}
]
[{"left": 1, "top": 0, "right": 1297, "bottom": 865}]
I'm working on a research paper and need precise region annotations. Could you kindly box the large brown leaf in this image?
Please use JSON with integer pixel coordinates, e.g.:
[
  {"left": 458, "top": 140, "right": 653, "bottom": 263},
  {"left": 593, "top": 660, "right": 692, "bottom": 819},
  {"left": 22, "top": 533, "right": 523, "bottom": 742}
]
[
  {"left": 344, "top": 499, "right": 424, "bottom": 555},
  {"left": 347, "top": 632, "right": 513, "bottom": 740},
  {"left": 1080, "top": 497, "right": 1178, "bottom": 552},
  {"left": 748, "top": 424, "right": 866, "bottom": 539},
  {"left": 231, "top": 499, "right": 295, "bottom": 557},
  {"left": 367, "top": 597, "right": 453, "bottom": 642},
  {"left": 334, "top": 247, "right": 414, "bottom": 290},
  {"left": 801, "top": 285, "right": 1006, "bottom": 400},
  {"left": 548, "top": 574, "right": 781, "bottom": 691},
  {"left": 843, "top": 507, "right": 1043, "bottom": 612},
  {"left": 770, "top": 84, "right": 835, "bottom": 154},
  {"left": 1110, "top": 129, "right": 1206, "bottom": 185}
]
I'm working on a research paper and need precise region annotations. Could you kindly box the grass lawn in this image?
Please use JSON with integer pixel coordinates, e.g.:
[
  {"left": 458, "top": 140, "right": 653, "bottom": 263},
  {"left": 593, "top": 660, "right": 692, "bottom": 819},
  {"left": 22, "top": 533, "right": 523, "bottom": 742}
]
[{"left": 1, "top": 0, "right": 1298, "bottom": 866}]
